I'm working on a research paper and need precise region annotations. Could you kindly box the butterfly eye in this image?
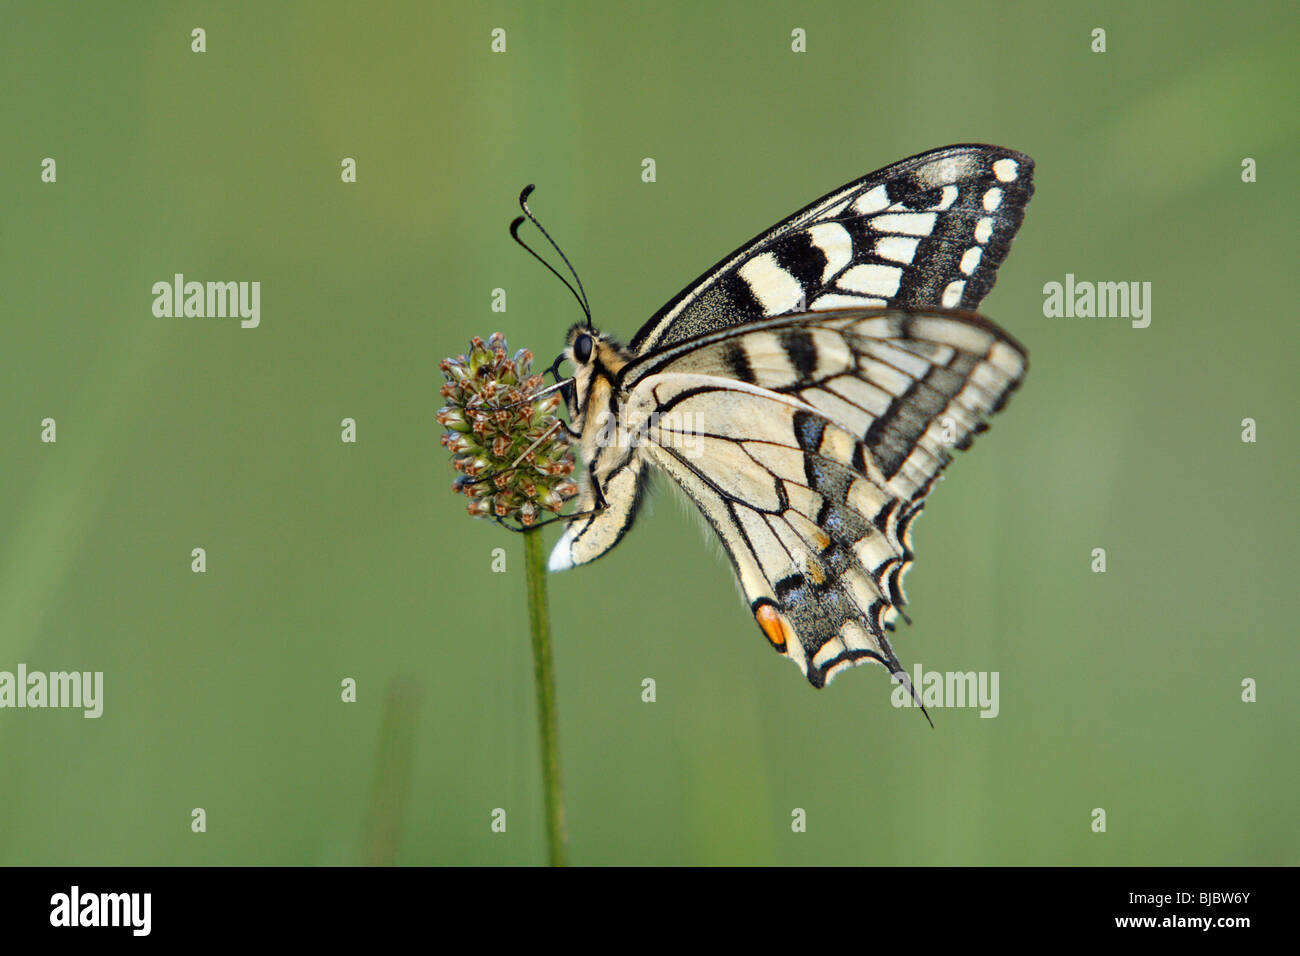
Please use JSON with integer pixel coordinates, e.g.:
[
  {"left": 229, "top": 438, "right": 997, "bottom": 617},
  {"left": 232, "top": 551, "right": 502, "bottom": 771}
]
[{"left": 573, "top": 334, "right": 594, "bottom": 364}]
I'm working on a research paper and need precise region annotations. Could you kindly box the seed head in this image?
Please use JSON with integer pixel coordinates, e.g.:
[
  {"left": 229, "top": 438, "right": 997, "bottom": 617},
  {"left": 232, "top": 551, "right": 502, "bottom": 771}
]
[{"left": 438, "top": 333, "right": 578, "bottom": 527}]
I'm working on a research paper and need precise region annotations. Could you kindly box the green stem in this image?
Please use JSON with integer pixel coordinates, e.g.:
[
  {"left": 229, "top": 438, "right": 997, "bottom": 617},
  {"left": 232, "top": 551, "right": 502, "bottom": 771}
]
[{"left": 522, "top": 527, "right": 567, "bottom": 866}]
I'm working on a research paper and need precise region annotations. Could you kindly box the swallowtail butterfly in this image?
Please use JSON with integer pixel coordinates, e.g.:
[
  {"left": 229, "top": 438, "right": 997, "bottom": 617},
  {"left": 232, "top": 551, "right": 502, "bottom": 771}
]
[{"left": 519, "top": 145, "right": 1033, "bottom": 691}]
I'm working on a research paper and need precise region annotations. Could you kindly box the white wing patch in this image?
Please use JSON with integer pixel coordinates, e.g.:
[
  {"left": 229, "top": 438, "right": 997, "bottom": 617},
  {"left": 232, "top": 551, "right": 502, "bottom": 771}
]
[
  {"left": 738, "top": 253, "right": 805, "bottom": 314},
  {"left": 853, "top": 184, "right": 891, "bottom": 214},
  {"left": 874, "top": 236, "right": 920, "bottom": 264},
  {"left": 839, "top": 264, "right": 902, "bottom": 298}
]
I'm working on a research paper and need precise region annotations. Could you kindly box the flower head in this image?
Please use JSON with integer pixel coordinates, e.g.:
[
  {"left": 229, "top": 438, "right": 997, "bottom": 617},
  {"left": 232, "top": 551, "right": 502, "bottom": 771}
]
[{"left": 438, "top": 332, "right": 579, "bottom": 527}]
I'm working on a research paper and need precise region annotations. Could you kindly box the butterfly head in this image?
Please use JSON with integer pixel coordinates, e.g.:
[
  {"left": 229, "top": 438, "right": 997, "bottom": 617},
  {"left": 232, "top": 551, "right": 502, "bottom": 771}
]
[{"left": 554, "top": 324, "right": 633, "bottom": 428}]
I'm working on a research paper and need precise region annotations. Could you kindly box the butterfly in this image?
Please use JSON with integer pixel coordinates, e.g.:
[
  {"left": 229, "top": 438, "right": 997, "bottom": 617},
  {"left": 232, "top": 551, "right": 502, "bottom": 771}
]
[{"left": 512, "top": 145, "right": 1033, "bottom": 691}]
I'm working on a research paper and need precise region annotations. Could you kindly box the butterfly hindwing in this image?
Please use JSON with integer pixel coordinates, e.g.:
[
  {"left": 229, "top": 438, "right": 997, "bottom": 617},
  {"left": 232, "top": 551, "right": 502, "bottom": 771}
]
[
  {"left": 623, "top": 309, "right": 1026, "bottom": 686},
  {"left": 624, "top": 310, "right": 1025, "bottom": 501},
  {"left": 547, "top": 349, "right": 650, "bottom": 572},
  {"left": 629, "top": 145, "right": 1034, "bottom": 355},
  {"left": 548, "top": 451, "right": 646, "bottom": 571},
  {"left": 635, "top": 381, "right": 897, "bottom": 686}
]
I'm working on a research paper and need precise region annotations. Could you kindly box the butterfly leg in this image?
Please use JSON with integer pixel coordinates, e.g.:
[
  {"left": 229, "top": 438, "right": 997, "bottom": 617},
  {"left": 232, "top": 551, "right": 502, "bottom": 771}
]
[{"left": 541, "top": 355, "right": 581, "bottom": 439}]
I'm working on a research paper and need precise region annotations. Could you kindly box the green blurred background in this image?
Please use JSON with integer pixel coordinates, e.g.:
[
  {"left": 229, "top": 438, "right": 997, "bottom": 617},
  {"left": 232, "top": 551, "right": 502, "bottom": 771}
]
[{"left": 2, "top": 1, "right": 1296, "bottom": 865}]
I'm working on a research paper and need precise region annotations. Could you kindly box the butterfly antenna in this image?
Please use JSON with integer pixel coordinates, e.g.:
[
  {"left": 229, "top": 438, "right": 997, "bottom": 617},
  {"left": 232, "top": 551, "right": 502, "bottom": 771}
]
[{"left": 511, "top": 184, "right": 593, "bottom": 327}]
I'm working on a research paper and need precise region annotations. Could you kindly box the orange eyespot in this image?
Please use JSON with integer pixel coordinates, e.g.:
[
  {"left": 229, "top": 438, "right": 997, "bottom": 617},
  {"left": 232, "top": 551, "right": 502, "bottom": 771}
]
[{"left": 754, "top": 603, "right": 791, "bottom": 653}]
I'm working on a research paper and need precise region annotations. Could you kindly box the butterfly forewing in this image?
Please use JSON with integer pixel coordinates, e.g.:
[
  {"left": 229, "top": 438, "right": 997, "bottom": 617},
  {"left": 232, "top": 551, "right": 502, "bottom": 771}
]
[{"left": 629, "top": 145, "right": 1033, "bottom": 354}]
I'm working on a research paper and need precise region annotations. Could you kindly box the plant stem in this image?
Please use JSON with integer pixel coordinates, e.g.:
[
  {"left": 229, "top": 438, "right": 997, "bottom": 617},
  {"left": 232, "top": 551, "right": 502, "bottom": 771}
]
[{"left": 522, "top": 527, "right": 567, "bottom": 866}]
